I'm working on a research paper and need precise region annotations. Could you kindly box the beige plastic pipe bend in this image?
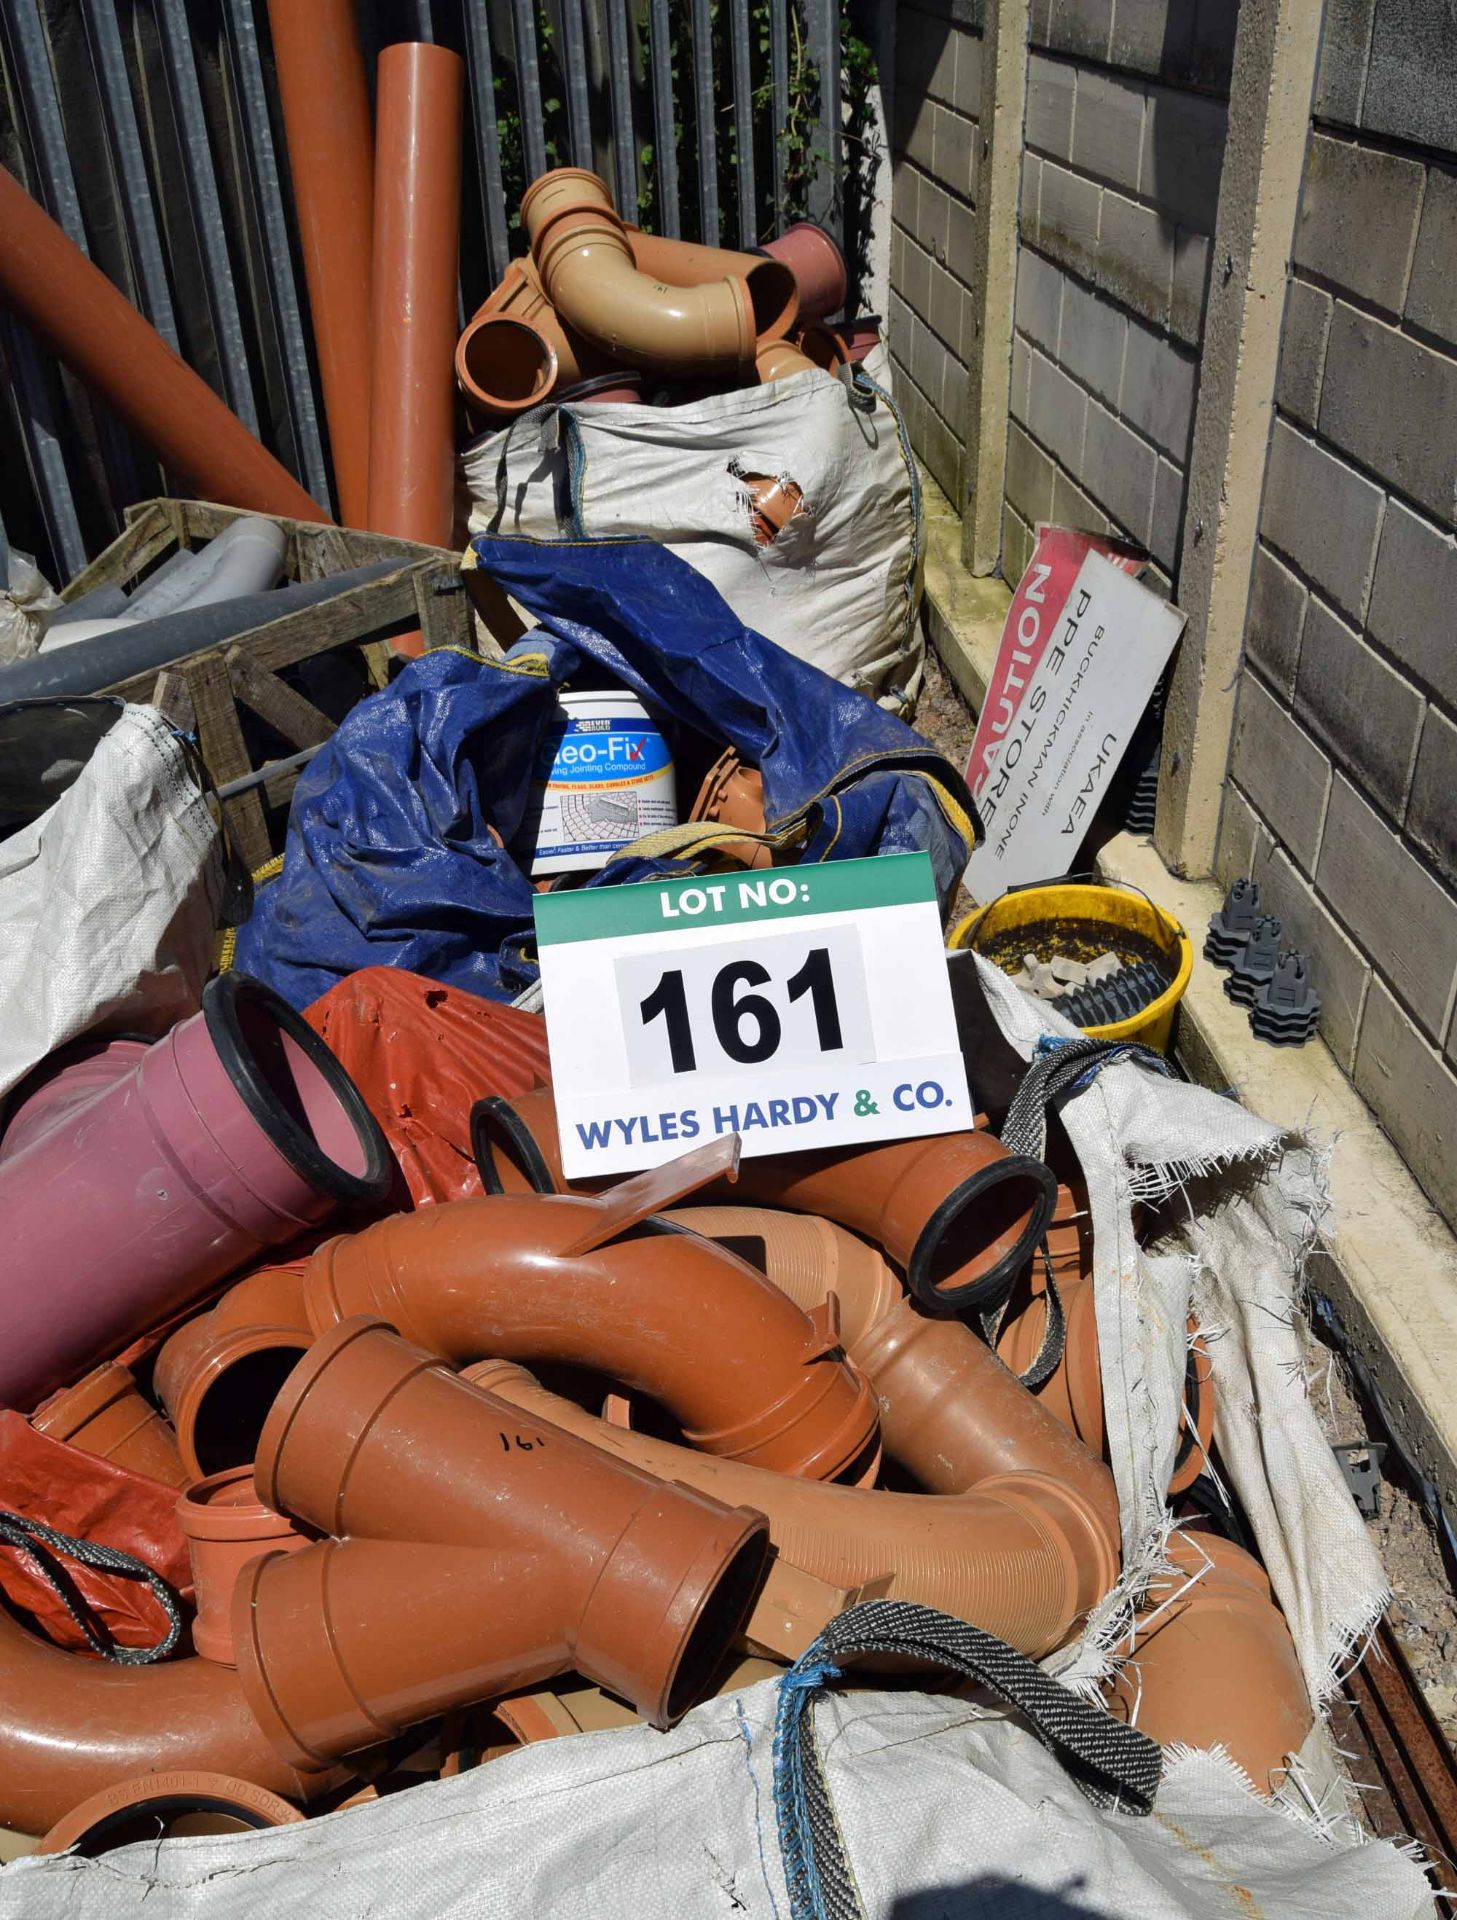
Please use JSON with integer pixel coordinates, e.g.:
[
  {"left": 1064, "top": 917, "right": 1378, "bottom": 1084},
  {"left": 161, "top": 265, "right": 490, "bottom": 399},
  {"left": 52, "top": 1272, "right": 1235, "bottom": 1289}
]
[
  {"left": 469, "top": 1360, "right": 1118, "bottom": 1658},
  {"left": 522, "top": 168, "right": 755, "bottom": 373},
  {"left": 665, "top": 1205, "right": 1120, "bottom": 1551}
]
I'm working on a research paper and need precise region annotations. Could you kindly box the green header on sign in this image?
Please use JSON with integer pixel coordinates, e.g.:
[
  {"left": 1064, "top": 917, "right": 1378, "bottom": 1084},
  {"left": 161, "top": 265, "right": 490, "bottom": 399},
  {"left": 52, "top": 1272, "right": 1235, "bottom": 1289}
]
[{"left": 535, "top": 852, "right": 936, "bottom": 947}]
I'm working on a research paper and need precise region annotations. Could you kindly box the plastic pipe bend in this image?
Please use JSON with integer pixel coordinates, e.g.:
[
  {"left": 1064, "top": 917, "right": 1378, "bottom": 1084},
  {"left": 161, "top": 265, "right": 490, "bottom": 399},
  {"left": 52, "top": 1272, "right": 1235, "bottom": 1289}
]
[
  {"left": 299, "top": 1193, "right": 878, "bottom": 1482},
  {"left": 473, "top": 1087, "right": 1057, "bottom": 1317},
  {"left": 625, "top": 230, "right": 799, "bottom": 341},
  {"left": 1105, "top": 1531, "right": 1311, "bottom": 1793},
  {"left": 470, "top": 1361, "right": 1117, "bottom": 1658},
  {"left": 666, "top": 1204, "right": 1121, "bottom": 1552},
  {"left": 522, "top": 168, "right": 754, "bottom": 373},
  {"left": 0, "top": 1601, "right": 338, "bottom": 1836}
]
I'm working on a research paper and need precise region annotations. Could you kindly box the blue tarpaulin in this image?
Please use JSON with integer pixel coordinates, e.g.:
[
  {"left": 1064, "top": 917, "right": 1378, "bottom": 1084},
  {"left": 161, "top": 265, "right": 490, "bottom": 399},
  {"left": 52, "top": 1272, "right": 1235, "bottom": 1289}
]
[{"left": 234, "top": 537, "right": 979, "bottom": 1008}]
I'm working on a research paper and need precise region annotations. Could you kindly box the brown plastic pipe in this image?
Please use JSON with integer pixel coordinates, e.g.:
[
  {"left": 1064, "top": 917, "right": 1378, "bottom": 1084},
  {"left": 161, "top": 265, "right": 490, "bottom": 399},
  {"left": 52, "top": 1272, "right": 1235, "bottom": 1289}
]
[
  {"left": 154, "top": 1265, "right": 315, "bottom": 1482},
  {"left": 300, "top": 1188, "right": 879, "bottom": 1481},
  {"left": 266, "top": 0, "right": 373, "bottom": 526},
  {"left": 367, "top": 44, "right": 462, "bottom": 551},
  {"left": 237, "top": 1318, "right": 770, "bottom": 1761},
  {"left": 666, "top": 1205, "right": 1120, "bottom": 1551},
  {"left": 625, "top": 229, "right": 799, "bottom": 341},
  {"left": 0, "top": 166, "right": 325, "bottom": 522},
  {"left": 38, "top": 1770, "right": 303, "bottom": 1856},
  {"left": 472, "top": 1360, "right": 1117, "bottom": 1658},
  {"left": 522, "top": 169, "right": 755, "bottom": 374},
  {"left": 474, "top": 1087, "right": 1057, "bottom": 1317},
  {"left": 479, "top": 1356, "right": 1113, "bottom": 1656},
  {"left": 454, "top": 315, "right": 558, "bottom": 418},
  {"left": 0, "top": 1600, "right": 339, "bottom": 1836},
  {"left": 1105, "top": 1531, "right": 1311, "bottom": 1793}
]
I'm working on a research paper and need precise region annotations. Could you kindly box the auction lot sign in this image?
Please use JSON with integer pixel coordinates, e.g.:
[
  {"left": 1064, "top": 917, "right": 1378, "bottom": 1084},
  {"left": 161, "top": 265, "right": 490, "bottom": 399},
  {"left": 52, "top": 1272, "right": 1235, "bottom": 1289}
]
[{"left": 536, "top": 853, "right": 970, "bottom": 1178}]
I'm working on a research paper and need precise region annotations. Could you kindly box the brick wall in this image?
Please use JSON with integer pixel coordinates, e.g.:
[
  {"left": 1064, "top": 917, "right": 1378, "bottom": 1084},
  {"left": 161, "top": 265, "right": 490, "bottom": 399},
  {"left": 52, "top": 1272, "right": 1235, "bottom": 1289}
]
[
  {"left": 1215, "top": 5, "right": 1457, "bottom": 1229},
  {"left": 886, "top": 0, "right": 983, "bottom": 502},
  {"left": 1003, "top": 0, "right": 1234, "bottom": 590}
]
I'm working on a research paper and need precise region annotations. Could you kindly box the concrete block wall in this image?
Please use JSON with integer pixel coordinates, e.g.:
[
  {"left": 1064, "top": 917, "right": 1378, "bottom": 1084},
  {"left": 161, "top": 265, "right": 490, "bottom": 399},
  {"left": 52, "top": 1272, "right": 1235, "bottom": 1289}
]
[
  {"left": 886, "top": 0, "right": 984, "bottom": 503},
  {"left": 1003, "top": 0, "right": 1235, "bottom": 590},
  {"left": 1215, "top": 7, "right": 1457, "bottom": 1232}
]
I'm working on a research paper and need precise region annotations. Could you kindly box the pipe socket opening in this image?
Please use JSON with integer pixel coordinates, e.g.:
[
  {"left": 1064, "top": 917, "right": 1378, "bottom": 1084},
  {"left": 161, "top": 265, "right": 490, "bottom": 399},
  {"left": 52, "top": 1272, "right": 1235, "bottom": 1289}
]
[
  {"left": 471, "top": 1094, "right": 559, "bottom": 1194},
  {"left": 908, "top": 1157, "right": 1059, "bottom": 1315},
  {"left": 190, "top": 1343, "right": 313, "bottom": 1478},
  {"left": 743, "top": 259, "right": 800, "bottom": 339},
  {"left": 203, "top": 973, "right": 392, "bottom": 1204},
  {"left": 62, "top": 1802, "right": 267, "bottom": 1853},
  {"left": 458, "top": 317, "right": 557, "bottom": 413},
  {"left": 663, "top": 1530, "right": 771, "bottom": 1725}
]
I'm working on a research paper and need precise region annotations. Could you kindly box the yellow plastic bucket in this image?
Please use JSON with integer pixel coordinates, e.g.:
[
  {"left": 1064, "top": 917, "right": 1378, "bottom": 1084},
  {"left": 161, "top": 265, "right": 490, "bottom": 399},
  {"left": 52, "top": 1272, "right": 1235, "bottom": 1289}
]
[{"left": 948, "top": 879, "right": 1193, "bottom": 1053}]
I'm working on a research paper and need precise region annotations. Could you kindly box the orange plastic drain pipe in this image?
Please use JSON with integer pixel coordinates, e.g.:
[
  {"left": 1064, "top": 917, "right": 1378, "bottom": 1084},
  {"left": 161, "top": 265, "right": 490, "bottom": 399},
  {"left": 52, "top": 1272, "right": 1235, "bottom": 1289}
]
[
  {"left": 236, "top": 1319, "right": 769, "bottom": 1763},
  {"left": 157, "top": 1188, "right": 880, "bottom": 1485},
  {"left": 267, "top": 0, "right": 374, "bottom": 527},
  {"left": 300, "top": 1185, "right": 878, "bottom": 1481},
  {"left": 367, "top": 43, "right": 462, "bottom": 557},
  {"left": 0, "top": 167, "right": 325, "bottom": 522},
  {"left": 456, "top": 260, "right": 611, "bottom": 416},
  {"left": 666, "top": 1205, "right": 1120, "bottom": 1549},
  {"left": 471, "top": 1360, "right": 1117, "bottom": 1658},
  {"left": 474, "top": 1087, "right": 1057, "bottom": 1315},
  {"left": 522, "top": 169, "right": 755, "bottom": 373},
  {"left": 1106, "top": 1531, "right": 1311, "bottom": 1793}
]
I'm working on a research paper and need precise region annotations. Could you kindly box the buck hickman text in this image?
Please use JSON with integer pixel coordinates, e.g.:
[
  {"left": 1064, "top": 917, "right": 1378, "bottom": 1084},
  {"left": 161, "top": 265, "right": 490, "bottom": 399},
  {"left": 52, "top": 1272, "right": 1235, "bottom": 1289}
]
[{"left": 976, "top": 590, "right": 1119, "bottom": 858}]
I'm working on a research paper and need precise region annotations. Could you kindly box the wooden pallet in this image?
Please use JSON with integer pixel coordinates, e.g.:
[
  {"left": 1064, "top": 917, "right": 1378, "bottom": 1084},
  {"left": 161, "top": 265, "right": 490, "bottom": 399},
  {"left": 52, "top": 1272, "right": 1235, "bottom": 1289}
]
[{"left": 64, "top": 500, "right": 472, "bottom": 870}]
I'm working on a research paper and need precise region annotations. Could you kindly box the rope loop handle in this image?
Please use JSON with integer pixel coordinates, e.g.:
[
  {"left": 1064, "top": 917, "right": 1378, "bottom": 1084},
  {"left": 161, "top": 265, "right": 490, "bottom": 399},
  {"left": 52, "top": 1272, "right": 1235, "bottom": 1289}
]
[
  {"left": 773, "top": 1600, "right": 1163, "bottom": 1920},
  {"left": 0, "top": 1508, "right": 183, "bottom": 1665}
]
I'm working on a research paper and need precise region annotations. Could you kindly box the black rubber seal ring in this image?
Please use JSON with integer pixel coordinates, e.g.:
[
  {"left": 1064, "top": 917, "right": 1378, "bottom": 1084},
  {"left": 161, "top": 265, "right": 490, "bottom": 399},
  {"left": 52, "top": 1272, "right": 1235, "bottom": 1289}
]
[
  {"left": 67, "top": 1794, "right": 284, "bottom": 1857},
  {"left": 202, "top": 972, "right": 391, "bottom": 1205},
  {"left": 905, "top": 1154, "right": 1059, "bottom": 1318},
  {"left": 470, "top": 1094, "right": 559, "bottom": 1195}
]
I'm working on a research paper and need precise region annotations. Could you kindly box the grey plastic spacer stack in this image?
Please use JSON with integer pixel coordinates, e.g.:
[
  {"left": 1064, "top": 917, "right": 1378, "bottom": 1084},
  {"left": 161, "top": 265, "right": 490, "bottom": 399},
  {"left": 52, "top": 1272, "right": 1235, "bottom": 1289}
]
[
  {"left": 1050, "top": 958, "right": 1165, "bottom": 1028},
  {"left": 1204, "top": 877, "right": 1261, "bottom": 967},
  {"left": 1224, "top": 914, "right": 1283, "bottom": 1006},
  {"left": 1250, "top": 951, "right": 1321, "bottom": 1046}
]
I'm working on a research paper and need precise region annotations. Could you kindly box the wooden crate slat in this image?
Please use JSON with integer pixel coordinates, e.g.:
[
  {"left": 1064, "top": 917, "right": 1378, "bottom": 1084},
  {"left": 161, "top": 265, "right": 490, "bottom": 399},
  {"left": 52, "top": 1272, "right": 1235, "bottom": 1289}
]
[
  {"left": 149, "top": 665, "right": 195, "bottom": 730},
  {"left": 226, "top": 647, "right": 335, "bottom": 750},
  {"left": 184, "top": 652, "right": 273, "bottom": 872}
]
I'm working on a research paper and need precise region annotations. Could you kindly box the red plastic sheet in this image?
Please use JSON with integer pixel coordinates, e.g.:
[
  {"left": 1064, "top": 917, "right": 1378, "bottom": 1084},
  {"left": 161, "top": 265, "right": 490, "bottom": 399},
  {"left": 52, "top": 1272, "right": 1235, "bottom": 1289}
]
[
  {"left": 0, "top": 1413, "right": 192, "bottom": 1656},
  {"left": 304, "top": 967, "right": 551, "bottom": 1206}
]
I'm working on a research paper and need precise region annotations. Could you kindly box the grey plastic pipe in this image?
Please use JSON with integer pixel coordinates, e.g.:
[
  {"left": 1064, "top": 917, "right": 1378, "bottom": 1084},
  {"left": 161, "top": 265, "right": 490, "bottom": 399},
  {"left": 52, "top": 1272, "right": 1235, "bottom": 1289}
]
[
  {"left": 166, "top": 518, "right": 287, "bottom": 613},
  {"left": 0, "top": 562, "right": 396, "bottom": 701},
  {"left": 43, "top": 521, "right": 289, "bottom": 654}
]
